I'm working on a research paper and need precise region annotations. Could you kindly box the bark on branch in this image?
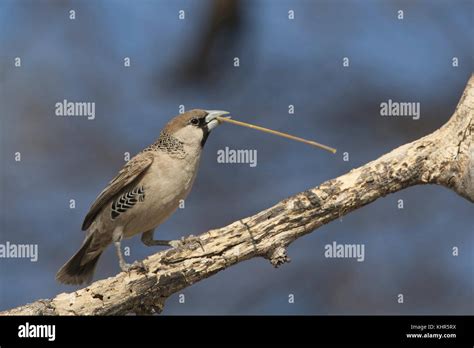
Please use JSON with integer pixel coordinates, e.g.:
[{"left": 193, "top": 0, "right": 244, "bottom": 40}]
[{"left": 2, "top": 75, "right": 472, "bottom": 315}]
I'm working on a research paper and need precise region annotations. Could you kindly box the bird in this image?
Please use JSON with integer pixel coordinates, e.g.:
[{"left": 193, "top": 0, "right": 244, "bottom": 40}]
[{"left": 56, "top": 109, "right": 229, "bottom": 285}]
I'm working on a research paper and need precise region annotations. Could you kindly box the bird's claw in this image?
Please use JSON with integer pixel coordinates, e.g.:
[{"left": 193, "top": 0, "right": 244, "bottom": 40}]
[
  {"left": 169, "top": 235, "right": 204, "bottom": 251},
  {"left": 122, "top": 260, "right": 147, "bottom": 274}
]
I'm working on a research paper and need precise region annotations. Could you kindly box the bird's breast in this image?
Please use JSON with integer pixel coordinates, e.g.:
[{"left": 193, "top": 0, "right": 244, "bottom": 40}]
[{"left": 120, "top": 152, "right": 202, "bottom": 237}]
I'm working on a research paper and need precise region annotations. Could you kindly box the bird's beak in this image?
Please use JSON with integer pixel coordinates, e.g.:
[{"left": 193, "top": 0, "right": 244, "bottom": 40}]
[{"left": 205, "top": 110, "right": 230, "bottom": 131}]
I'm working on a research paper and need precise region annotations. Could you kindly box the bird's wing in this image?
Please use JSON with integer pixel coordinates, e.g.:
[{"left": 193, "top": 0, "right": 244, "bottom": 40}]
[{"left": 81, "top": 152, "right": 154, "bottom": 230}]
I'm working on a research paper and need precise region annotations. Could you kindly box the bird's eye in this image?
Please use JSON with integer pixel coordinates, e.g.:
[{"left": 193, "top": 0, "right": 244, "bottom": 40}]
[{"left": 190, "top": 118, "right": 199, "bottom": 125}]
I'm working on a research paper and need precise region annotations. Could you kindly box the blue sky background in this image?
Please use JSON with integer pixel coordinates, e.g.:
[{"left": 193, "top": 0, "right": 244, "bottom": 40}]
[{"left": 0, "top": 0, "right": 473, "bottom": 314}]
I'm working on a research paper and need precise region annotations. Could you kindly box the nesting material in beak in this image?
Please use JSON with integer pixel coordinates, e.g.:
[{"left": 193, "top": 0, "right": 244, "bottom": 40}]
[{"left": 216, "top": 116, "right": 337, "bottom": 154}]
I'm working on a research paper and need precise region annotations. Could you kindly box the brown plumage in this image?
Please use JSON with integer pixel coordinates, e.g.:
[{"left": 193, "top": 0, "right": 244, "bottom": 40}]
[{"left": 57, "top": 109, "right": 229, "bottom": 285}]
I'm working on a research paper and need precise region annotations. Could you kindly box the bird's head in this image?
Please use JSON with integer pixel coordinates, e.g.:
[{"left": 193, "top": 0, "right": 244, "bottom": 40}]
[{"left": 163, "top": 109, "right": 229, "bottom": 147}]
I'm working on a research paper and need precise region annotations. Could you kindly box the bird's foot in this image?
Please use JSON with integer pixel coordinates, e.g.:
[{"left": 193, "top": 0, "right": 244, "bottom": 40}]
[
  {"left": 121, "top": 260, "right": 147, "bottom": 274},
  {"left": 169, "top": 235, "right": 204, "bottom": 251}
]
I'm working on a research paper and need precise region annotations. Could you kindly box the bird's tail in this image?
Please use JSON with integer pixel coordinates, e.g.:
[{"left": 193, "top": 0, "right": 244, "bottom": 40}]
[{"left": 56, "top": 234, "right": 103, "bottom": 285}]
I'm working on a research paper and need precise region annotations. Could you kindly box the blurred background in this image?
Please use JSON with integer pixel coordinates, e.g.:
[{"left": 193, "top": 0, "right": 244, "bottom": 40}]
[{"left": 0, "top": 0, "right": 473, "bottom": 314}]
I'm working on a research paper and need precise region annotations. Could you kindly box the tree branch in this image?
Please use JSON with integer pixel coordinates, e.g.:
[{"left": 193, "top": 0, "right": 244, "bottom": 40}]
[{"left": 2, "top": 75, "right": 472, "bottom": 315}]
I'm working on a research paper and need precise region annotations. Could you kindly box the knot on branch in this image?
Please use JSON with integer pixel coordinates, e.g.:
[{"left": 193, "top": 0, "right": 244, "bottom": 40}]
[{"left": 266, "top": 246, "right": 291, "bottom": 268}]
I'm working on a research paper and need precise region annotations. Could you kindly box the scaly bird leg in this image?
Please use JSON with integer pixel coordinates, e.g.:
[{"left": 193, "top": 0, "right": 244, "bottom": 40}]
[{"left": 114, "top": 240, "right": 146, "bottom": 273}]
